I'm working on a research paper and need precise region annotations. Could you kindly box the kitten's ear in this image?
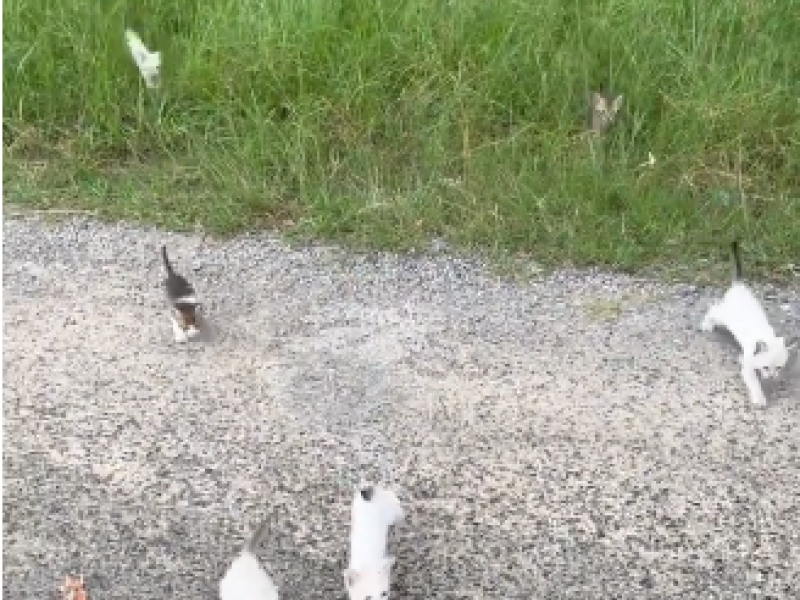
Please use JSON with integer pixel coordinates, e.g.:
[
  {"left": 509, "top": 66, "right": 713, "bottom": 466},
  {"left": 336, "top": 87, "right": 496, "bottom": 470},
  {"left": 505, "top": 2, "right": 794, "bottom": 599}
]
[
  {"left": 343, "top": 569, "right": 360, "bottom": 589},
  {"left": 590, "top": 92, "right": 606, "bottom": 112},
  {"left": 610, "top": 94, "right": 624, "bottom": 115}
]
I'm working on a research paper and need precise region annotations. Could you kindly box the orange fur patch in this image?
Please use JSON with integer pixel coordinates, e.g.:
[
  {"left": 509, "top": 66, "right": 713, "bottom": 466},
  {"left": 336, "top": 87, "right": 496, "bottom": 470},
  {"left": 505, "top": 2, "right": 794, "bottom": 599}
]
[{"left": 59, "top": 575, "right": 88, "bottom": 600}]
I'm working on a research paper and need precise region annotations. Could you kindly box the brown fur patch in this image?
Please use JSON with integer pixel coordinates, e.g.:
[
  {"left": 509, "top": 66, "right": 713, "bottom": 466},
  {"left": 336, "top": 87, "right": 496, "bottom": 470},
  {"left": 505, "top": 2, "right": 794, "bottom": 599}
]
[{"left": 174, "top": 307, "right": 197, "bottom": 330}]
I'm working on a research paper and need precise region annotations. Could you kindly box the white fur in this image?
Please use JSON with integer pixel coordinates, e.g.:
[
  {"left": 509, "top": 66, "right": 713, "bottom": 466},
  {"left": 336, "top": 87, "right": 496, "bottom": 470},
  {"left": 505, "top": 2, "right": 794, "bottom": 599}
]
[
  {"left": 171, "top": 316, "right": 188, "bottom": 343},
  {"left": 219, "top": 549, "right": 279, "bottom": 600},
  {"left": 343, "top": 557, "right": 395, "bottom": 600},
  {"left": 170, "top": 317, "right": 200, "bottom": 342},
  {"left": 344, "top": 485, "right": 404, "bottom": 600},
  {"left": 170, "top": 300, "right": 201, "bottom": 342},
  {"left": 124, "top": 29, "right": 160, "bottom": 88},
  {"left": 702, "top": 282, "right": 792, "bottom": 406},
  {"left": 174, "top": 295, "right": 198, "bottom": 305}
]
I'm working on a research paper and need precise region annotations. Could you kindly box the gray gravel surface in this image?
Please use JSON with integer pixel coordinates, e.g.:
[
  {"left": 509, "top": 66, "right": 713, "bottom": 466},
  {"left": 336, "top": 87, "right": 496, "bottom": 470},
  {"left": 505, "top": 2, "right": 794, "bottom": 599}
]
[{"left": 3, "top": 214, "right": 800, "bottom": 600}]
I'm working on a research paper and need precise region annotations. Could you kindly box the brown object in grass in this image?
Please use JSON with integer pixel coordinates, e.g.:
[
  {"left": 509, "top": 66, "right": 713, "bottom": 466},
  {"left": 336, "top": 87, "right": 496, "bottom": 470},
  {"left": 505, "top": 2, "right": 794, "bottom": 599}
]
[{"left": 588, "top": 91, "right": 624, "bottom": 134}]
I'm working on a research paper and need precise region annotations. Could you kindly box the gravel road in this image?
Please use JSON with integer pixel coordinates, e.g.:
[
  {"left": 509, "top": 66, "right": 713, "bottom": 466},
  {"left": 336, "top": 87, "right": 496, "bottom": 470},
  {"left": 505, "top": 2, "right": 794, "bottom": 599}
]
[{"left": 3, "top": 214, "right": 800, "bottom": 599}]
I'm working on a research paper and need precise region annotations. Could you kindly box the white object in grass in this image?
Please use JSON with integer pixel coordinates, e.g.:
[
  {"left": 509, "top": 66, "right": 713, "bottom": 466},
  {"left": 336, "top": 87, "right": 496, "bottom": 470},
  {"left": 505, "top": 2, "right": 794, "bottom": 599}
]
[{"left": 124, "top": 29, "right": 160, "bottom": 88}]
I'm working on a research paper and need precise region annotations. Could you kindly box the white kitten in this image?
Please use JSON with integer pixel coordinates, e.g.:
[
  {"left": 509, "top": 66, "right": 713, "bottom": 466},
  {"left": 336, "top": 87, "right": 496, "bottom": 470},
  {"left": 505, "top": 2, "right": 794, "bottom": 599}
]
[
  {"left": 701, "top": 240, "right": 795, "bottom": 406},
  {"left": 219, "top": 519, "right": 279, "bottom": 600},
  {"left": 124, "top": 29, "right": 161, "bottom": 89},
  {"left": 343, "top": 484, "right": 405, "bottom": 600},
  {"left": 161, "top": 245, "right": 202, "bottom": 343}
]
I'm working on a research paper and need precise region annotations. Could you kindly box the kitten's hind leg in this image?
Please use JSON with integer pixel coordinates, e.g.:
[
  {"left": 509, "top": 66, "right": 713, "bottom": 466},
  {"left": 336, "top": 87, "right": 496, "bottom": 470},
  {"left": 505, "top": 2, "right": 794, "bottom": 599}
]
[
  {"left": 701, "top": 303, "right": 722, "bottom": 332},
  {"left": 171, "top": 316, "right": 188, "bottom": 343}
]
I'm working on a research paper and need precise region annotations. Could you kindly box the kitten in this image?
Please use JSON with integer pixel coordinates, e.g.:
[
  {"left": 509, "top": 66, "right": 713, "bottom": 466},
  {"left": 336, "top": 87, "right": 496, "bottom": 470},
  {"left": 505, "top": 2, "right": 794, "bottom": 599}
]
[
  {"left": 124, "top": 29, "right": 160, "bottom": 89},
  {"left": 701, "top": 240, "right": 796, "bottom": 406},
  {"left": 588, "top": 91, "right": 623, "bottom": 134},
  {"left": 161, "top": 245, "right": 201, "bottom": 342},
  {"left": 219, "top": 519, "right": 280, "bottom": 600},
  {"left": 59, "top": 575, "right": 88, "bottom": 600},
  {"left": 343, "top": 484, "right": 405, "bottom": 600}
]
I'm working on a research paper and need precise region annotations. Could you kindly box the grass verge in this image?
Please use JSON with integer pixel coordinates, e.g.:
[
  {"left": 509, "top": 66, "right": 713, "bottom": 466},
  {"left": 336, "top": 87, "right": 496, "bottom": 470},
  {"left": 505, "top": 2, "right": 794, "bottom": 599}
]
[{"left": 4, "top": 0, "right": 799, "bottom": 281}]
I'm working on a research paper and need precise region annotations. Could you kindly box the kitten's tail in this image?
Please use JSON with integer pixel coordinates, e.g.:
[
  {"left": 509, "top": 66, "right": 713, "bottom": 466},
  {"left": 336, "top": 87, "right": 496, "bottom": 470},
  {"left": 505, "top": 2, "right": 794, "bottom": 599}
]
[
  {"left": 161, "top": 245, "right": 174, "bottom": 275},
  {"left": 243, "top": 518, "right": 271, "bottom": 555},
  {"left": 124, "top": 29, "right": 147, "bottom": 55},
  {"left": 731, "top": 238, "right": 743, "bottom": 281}
]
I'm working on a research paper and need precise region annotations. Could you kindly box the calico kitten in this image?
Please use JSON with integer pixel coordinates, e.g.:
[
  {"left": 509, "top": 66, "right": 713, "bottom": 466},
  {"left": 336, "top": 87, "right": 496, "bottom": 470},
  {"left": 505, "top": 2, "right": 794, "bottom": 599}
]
[
  {"left": 161, "top": 245, "right": 201, "bottom": 342},
  {"left": 59, "top": 575, "right": 88, "bottom": 600},
  {"left": 588, "top": 91, "right": 623, "bottom": 134},
  {"left": 219, "top": 519, "right": 280, "bottom": 600},
  {"left": 343, "top": 484, "right": 405, "bottom": 600},
  {"left": 701, "top": 240, "right": 796, "bottom": 406}
]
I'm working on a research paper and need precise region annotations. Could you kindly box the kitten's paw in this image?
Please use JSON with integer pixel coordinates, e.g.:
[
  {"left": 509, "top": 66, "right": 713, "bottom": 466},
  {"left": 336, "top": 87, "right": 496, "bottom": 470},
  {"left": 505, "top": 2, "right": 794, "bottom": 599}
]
[
  {"left": 170, "top": 317, "right": 188, "bottom": 343},
  {"left": 749, "top": 393, "right": 767, "bottom": 408}
]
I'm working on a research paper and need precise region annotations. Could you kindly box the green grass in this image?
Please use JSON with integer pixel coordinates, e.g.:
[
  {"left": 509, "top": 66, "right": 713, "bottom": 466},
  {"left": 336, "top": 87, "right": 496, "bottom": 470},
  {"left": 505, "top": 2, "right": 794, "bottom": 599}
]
[{"left": 4, "top": 0, "right": 800, "bottom": 280}]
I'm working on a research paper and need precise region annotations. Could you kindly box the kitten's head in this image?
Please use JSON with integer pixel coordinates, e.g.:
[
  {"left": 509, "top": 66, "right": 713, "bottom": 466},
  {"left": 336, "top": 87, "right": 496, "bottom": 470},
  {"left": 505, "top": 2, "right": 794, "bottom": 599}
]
[
  {"left": 343, "top": 556, "right": 395, "bottom": 600},
  {"left": 355, "top": 484, "right": 405, "bottom": 526},
  {"left": 60, "top": 575, "right": 87, "bottom": 600},
  {"left": 752, "top": 336, "right": 791, "bottom": 378},
  {"left": 589, "top": 91, "right": 624, "bottom": 134},
  {"left": 174, "top": 302, "right": 200, "bottom": 338}
]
